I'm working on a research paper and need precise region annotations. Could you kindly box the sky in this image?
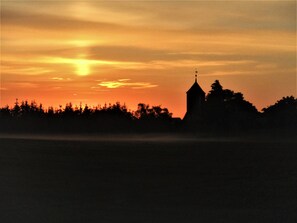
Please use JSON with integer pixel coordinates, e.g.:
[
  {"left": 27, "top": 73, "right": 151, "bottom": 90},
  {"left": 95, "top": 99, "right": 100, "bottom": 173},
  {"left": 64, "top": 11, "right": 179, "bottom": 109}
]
[{"left": 1, "top": 0, "right": 296, "bottom": 117}]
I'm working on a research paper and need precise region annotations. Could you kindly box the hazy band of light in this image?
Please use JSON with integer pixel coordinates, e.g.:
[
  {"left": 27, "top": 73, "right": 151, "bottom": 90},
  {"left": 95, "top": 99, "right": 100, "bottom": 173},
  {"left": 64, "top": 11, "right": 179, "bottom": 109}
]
[{"left": 1, "top": 1, "right": 296, "bottom": 117}]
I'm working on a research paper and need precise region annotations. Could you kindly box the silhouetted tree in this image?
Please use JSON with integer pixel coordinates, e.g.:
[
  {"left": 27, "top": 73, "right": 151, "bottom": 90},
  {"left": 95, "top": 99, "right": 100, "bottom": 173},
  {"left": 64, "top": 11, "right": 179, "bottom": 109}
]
[
  {"left": 135, "top": 103, "right": 150, "bottom": 119},
  {"left": 135, "top": 103, "right": 172, "bottom": 121},
  {"left": 206, "top": 80, "right": 224, "bottom": 105},
  {"left": 0, "top": 105, "right": 11, "bottom": 118},
  {"left": 12, "top": 98, "right": 21, "bottom": 117},
  {"left": 0, "top": 92, "right": 295, "bottom": 135},
  {"left": 204, "top": 80, "right": 258, "bottom": 132},
  {"left": 18, "top": 100, "right": 44, "bottom": 118},
  {"left": 48, "top": 106, "right": 54, "bottom": 116},
  {"left": 134, "top": 103, "right": 172, "bottom": 132},
  {"left": 64, "top": 103, "right": 74, "bottom": 115},
  {"left": 262, "top": 96, "right": 296, "bottom": 114},
  {"left": 262, "top": 96, "right": 297, "bottom": 131},
  {"left": 82, "top": 104, "right": 91, "bottom": 116}
]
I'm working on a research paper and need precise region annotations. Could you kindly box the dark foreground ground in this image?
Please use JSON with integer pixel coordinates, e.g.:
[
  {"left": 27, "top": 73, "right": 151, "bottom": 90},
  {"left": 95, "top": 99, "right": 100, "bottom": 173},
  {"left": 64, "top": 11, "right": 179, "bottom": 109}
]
[{"left": 0, "top": 135, "right": 297, "bottom": 223}]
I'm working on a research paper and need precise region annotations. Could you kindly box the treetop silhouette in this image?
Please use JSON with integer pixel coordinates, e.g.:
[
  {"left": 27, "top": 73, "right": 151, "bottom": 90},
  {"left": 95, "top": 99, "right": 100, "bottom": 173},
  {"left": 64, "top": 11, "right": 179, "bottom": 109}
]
[{"left": 0, "top": 80, "right": 296, "bottom": 135}]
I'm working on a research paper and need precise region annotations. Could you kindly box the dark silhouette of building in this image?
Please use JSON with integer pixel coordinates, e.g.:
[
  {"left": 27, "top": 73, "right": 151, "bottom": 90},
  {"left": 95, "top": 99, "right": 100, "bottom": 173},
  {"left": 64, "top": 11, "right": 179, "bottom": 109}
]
[{"left": 183, "top": 71, "right": 205, "bottom": 121}]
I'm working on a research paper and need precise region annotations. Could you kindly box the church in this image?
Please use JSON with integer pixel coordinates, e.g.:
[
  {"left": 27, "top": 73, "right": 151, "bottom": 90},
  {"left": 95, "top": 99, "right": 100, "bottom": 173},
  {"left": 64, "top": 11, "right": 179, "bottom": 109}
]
[{"left": 183, "top": 71, "right": 205, "bottom": 121}]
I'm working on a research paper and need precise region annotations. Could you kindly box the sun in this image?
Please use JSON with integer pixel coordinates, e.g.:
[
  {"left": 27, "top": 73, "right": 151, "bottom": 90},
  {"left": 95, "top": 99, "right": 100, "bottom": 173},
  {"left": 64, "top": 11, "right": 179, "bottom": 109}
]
[{"left": 75, "top": 59, "right": 90, "bottom": 76}]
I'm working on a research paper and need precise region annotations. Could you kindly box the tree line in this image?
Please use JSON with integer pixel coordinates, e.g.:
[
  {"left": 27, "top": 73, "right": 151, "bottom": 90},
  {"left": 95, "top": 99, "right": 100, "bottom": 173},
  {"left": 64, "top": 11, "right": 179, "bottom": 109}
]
[{"left": 0, "top": 80, "right": 296, "bottom": 135}]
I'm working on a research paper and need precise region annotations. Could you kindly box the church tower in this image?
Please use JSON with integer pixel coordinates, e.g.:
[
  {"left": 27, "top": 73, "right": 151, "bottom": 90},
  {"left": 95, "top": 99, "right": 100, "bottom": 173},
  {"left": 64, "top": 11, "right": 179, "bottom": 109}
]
[{"left": 184, "top": 70, "right": 205, "bottom": 121}]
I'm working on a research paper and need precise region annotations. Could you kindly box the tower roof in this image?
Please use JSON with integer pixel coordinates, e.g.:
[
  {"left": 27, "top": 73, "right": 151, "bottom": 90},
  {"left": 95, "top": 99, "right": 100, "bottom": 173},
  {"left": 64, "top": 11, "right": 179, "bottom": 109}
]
[{"left": 187, "top": 80, "right": 205, "bottom": 95}]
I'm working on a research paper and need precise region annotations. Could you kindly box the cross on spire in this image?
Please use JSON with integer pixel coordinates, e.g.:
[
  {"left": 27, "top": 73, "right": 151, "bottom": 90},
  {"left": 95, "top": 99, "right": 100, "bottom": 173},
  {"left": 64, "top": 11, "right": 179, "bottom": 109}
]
[{"left": 195, "top": 68, "right": 198, "bottom": 82}]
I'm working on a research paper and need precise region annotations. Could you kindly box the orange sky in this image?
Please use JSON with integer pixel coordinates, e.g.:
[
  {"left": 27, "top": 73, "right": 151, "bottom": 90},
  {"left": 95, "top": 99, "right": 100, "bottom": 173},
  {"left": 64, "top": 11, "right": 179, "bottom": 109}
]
[{"left": 1, "top": 1, "right": 296, "bottom": 117}]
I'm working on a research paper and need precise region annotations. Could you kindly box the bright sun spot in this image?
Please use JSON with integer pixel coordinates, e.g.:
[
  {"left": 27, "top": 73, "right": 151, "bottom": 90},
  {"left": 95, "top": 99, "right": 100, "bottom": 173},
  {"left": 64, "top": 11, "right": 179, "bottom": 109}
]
[
  {"left": 43, "top": 56, "right": 142, "bottom": 76},
  {"left": 75, "top": 59, "right": 90, "bottom": 76}
]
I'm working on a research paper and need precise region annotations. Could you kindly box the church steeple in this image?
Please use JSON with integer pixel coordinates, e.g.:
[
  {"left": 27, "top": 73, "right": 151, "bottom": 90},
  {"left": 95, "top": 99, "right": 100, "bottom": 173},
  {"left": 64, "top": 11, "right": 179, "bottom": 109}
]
[
  {"left": 186, "top": 69, "right": 205, "bottom": 95},
  {"left": 184, "top": 69, "right": 206, "bottom": 121}
]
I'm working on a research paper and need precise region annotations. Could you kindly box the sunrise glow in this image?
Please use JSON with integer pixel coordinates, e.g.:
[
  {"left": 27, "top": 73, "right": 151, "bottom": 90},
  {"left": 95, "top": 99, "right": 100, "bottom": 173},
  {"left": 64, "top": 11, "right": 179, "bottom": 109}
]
[{"left": 1, "top": 1, "right": 296, "bottom": 117}]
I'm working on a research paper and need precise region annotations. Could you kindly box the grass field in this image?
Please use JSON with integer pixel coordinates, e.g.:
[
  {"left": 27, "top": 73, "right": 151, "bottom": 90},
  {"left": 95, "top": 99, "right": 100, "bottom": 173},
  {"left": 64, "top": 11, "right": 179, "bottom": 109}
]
[{"left": 0, "top": 135, "right": 297, "bottom": 223}]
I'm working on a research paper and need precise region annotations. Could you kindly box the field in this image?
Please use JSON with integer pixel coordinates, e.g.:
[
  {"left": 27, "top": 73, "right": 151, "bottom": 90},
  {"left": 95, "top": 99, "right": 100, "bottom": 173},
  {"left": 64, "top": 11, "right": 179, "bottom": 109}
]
[{"left": 0, "top": 135, "right": 297, "bottom": 223}]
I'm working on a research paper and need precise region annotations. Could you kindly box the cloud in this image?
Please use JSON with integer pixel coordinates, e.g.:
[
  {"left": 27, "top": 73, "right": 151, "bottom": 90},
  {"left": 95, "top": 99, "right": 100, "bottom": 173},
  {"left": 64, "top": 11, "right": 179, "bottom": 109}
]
[
  {"left": 13, "top": 82, "right": 39, "bottom": 88},
  {"left": 98, "top": 79, "right": 158, "bottom": 89},
  {"left": 51, "top": 77, "right": 64, "bottom": 81},
  {"left": 1, "top": 63, "right": 53, "bottom": 76},
  {"left": 1, "top": 8, "right": 127, "bottom": 32}
]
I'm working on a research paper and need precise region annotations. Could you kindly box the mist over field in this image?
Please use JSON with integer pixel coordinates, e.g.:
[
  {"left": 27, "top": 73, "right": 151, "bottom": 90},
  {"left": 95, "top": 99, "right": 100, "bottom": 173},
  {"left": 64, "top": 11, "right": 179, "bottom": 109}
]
[{"left": 1, "top": 136, "right": 297, "bottom": 223}]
